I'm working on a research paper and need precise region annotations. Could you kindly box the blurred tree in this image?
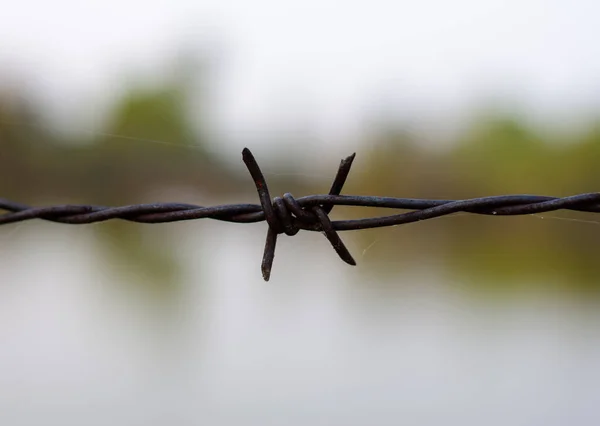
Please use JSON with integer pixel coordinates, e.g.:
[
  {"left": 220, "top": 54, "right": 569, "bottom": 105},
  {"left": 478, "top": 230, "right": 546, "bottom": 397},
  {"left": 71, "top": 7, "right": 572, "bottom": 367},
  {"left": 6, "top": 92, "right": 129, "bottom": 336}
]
[{"left": 3, "top": 61, "right": 600, "bottom": 296}]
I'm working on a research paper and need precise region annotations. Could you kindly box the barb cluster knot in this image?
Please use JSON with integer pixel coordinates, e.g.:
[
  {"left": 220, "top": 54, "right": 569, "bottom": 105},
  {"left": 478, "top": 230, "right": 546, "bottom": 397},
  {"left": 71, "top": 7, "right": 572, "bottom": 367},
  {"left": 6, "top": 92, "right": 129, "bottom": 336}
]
[
  {"left": 3, "top": 147, "right": 600, "bottom": 281},
  {"left": 242, "top": 148, "right": 356, "bottom": 281}
]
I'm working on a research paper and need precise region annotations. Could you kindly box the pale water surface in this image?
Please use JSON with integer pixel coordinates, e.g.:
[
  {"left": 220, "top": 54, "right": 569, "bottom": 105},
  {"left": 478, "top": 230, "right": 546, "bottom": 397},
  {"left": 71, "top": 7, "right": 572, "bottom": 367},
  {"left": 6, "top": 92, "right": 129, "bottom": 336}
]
[{"left": 1, "top": 222, "right": 599, "bottom": 425}]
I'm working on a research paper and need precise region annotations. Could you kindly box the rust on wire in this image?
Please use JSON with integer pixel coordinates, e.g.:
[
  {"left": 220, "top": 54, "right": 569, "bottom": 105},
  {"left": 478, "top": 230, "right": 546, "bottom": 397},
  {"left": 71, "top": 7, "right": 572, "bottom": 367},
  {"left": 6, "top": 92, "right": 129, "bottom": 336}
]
[{"left": 2, "top": 147, "right": 600, "bottom": 281}]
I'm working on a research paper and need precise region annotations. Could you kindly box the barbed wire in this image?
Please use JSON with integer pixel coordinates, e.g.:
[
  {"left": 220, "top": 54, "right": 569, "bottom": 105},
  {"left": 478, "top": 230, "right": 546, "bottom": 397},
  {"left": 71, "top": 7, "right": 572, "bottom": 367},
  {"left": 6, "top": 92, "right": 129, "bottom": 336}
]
[{"left": 2, "top": 147, "right": 600, "bottom": 281}]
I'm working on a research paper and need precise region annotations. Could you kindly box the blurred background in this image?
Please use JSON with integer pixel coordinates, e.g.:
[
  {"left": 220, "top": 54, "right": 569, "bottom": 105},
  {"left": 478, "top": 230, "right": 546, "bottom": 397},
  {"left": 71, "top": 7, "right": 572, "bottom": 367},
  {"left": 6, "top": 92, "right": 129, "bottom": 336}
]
[{"left": 2, "top": 1, "right": 600, "bottom": 425}]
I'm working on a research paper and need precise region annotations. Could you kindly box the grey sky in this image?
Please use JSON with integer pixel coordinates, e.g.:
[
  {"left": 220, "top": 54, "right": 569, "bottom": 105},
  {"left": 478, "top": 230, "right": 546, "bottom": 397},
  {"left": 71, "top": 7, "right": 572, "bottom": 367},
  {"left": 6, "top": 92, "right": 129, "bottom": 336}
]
[{"left": 1, "top": 0, "right": 600, "bottom": 152}]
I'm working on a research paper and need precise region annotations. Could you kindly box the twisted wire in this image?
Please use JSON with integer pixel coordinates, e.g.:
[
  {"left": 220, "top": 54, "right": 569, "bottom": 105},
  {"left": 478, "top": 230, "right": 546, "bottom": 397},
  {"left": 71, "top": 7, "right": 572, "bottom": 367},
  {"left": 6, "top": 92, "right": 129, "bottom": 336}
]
[{"left": 2, "top": 147, "right": 600, "bottom": 280}]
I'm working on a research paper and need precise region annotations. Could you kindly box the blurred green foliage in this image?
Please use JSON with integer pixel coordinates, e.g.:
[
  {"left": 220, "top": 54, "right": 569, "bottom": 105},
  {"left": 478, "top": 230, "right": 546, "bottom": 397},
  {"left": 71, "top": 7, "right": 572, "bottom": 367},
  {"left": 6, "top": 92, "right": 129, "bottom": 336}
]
[{"left": 2, "top": 62, "right": 600, "bottom": 297}]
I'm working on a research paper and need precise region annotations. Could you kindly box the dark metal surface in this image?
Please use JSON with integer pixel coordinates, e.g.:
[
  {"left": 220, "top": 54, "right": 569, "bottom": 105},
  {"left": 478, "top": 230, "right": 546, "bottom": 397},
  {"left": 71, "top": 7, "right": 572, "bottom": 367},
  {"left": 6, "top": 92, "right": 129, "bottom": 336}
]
[{"left": 2, "top": 147, "right": 600, "bottom": 280}]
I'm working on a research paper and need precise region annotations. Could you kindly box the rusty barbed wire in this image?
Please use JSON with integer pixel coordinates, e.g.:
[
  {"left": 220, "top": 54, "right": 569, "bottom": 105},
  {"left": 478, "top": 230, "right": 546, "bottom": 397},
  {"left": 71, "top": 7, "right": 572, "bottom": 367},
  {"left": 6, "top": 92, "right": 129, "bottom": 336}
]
[{"left": 2, "top": 147, "right": 600, "bottom": 281}]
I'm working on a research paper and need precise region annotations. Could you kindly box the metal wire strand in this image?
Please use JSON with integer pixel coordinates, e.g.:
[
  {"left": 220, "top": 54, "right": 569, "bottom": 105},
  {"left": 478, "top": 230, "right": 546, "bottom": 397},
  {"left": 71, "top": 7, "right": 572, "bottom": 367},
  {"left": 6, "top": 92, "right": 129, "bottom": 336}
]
[{"left": 2, "top": 147, "right": 600, "bottom": 281}]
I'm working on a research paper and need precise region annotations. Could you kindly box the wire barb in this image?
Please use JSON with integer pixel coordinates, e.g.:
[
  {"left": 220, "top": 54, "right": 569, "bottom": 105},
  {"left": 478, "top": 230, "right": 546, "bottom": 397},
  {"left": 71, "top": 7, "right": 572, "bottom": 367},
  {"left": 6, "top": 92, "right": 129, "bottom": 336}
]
[
  {"left": 242, "top": 147, "right": 355, "bottom": 280},
  {"left": 2, "top": 147, "right": 600, "bottom": 281}
]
